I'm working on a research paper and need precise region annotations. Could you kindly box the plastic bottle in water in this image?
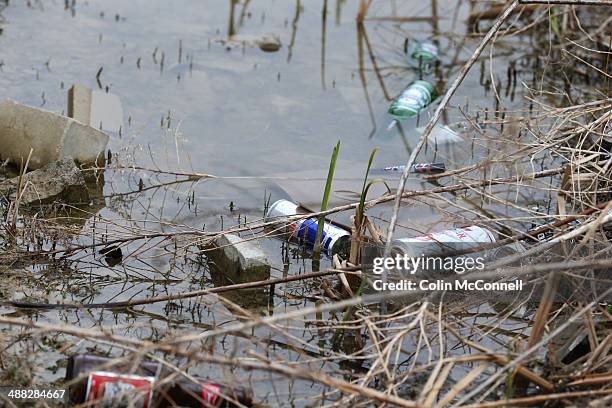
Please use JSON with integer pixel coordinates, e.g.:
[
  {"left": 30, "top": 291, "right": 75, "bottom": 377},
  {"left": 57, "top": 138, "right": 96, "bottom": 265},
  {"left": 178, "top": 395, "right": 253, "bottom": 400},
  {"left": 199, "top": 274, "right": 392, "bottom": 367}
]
[
  {"left": 265, "top": 199, "right": 350, "bottom": 257},
  {"left": 388, "top": 80, "right": 438, "bottom": 129},
  {"left": 411, "top": 41, "right": 438, "bottom": 63}
]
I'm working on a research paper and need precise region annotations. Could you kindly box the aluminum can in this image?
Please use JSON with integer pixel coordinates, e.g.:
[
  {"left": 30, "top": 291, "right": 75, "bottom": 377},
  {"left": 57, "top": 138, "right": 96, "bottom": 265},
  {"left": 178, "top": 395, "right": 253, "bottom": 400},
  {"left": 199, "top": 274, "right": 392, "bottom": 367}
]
[
  {"left": 85, "top": 372, "right": 155, "bottom": 408},
  {"left": 266, "top": 199, "right": 350, "bottom": 255},
  {"left": 391, "top": 225, "right": 496, "bottom": 257}
]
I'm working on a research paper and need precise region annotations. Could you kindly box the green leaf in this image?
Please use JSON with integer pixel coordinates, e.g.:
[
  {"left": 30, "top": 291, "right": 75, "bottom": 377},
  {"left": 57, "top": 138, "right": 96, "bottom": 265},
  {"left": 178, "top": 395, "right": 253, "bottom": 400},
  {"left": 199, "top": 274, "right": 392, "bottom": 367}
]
[
  {"left": 314, "top": 141, "right": 340, "bottom": 254},
  {"left": 550, "top": 8, "right": 561, "bottom": 40},
  {"left": 357, "top": 148, "right": 378, "bottom": 229}
]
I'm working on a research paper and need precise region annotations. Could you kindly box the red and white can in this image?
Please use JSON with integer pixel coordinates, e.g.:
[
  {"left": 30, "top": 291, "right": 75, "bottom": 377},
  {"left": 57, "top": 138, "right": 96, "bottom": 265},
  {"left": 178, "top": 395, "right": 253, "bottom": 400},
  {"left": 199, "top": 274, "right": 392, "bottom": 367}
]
[
  {"left": 200, "top": 383, "right": 222, "bottom": 406},
  {"left": 391, "top": 225, "right": 496, "bottom": 257},
  {"left": 85, "top": 371, "right": 155, "bottom": 408}
]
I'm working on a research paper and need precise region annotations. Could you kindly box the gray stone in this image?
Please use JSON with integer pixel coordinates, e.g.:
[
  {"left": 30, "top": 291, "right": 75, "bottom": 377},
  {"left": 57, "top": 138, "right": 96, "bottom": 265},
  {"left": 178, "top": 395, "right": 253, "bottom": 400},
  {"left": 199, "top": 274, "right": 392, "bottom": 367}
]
[
  {"left": 209, "top": 234, "right": 270, "bottom": 276},
  {"left": 257, "top": 34, "right": 281, "bottom": 52},
  {"left": 0, "top": 158, "right": 89, "bottom": 205},
  {"left": 0, "top": 99, "right": 109, "bottom": 169}
]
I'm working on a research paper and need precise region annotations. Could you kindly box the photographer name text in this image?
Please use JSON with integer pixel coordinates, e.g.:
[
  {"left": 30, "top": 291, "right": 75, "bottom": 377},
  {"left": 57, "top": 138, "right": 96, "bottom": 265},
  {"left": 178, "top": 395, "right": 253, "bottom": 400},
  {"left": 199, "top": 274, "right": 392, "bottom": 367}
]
[{"left": 372, "top": 279, "right": 523, "bottom": 292}]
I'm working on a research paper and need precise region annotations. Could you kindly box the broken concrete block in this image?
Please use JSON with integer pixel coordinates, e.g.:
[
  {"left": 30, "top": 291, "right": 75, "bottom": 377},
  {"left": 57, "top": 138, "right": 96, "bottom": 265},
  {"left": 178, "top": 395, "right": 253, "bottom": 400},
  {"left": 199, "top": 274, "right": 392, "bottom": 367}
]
[
  {"left": 0, "top": 99, "right": 109, "bottom": 169},
  {"left": 68, "top": 84, "right": 124, "bottom": 133},
  {"left": 67, "top": 84, "right": 92, "bottom": 125},
  {"left": 208, "top": 234, "right": 270, "bottom": 276},
  {"left": 206, "top": 234, "right": 271, "bottom": 309},
  {"left": 0, "top": 158, "right": 89, "bottom": 205}
]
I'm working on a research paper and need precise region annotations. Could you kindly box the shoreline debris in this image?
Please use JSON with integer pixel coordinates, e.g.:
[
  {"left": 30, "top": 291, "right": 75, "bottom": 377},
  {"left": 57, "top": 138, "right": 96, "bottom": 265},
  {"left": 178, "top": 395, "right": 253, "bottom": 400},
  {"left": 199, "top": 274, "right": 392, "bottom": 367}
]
[
  {"left": 411, "top": 41, "right": 438, "bottom": 63},
  {"left": 370, "top": 162, "right": 446, "bottom": 175},
  {"left": 266, "top": 199, "right": 351, "bottom": 256},
  {"left": 66, "top": 354, "right": 254, "bottom": 407},
  {"left": 387, "top": 80, "right": 438, "bottom": 129},
  {"left": 0, "top": 1, "right": 611, "bottom": 407},
  {"left": 391, "top": 225, "right": 496, "bottom": 258},
  {"left": 208, "top": 233, "right": 271, "bottom": 276},
  {"left": 0, "top": 158, "right": 88, "bottom": 205},
  {"left": 0, "top": 99, "right": 109, "bottom": 169}
]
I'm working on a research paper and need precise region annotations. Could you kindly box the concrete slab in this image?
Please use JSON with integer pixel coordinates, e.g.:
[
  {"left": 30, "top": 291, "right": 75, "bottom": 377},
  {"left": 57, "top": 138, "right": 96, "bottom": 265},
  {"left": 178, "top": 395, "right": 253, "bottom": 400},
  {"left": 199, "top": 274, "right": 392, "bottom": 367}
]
[
  {"left": 210, "top": 233, "right": 271, "bottom": 276},
  {"left": 67, "top": 84, "right": 92, "bottom": 125},
  {"left": 0, "top": 99, "right": 109, "bottom": 169}
]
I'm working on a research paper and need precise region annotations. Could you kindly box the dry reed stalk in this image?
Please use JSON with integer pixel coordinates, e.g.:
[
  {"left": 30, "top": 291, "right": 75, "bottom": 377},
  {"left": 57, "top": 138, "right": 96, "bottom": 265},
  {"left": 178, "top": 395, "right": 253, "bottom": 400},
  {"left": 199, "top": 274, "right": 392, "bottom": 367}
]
[
  {"left": 462, "top": 389, "right": 612, "bottom": 408},
  {"left": 382, "top": 0, "right": 521, "bottom": 278},
  {"left": 356, "top": 0, "right": 373, "bottom": 23}
]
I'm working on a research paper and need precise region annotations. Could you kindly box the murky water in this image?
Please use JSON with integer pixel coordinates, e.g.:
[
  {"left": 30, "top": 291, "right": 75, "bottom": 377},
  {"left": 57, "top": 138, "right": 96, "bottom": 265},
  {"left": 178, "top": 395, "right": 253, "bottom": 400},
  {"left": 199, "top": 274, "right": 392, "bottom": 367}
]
[{"left": 0, "top": 0, "right": 561, "bottom": 404}]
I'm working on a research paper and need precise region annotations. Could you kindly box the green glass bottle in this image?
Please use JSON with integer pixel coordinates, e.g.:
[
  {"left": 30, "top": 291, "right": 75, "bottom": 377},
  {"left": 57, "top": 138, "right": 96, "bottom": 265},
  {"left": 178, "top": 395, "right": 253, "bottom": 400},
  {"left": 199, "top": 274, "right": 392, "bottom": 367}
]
[
  {"left": 411, "top": 41, "right": 438, "bottom": 63},
  {"left": 388, "top": 80, "right": 438, "bottom": 121}
]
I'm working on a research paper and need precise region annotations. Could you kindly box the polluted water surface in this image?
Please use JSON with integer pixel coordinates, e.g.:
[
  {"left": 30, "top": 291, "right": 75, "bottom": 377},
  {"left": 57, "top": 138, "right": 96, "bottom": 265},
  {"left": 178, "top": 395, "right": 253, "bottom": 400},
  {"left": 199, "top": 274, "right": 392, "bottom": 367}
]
[{"left": 0, "top": 0, "right": 610, "bottom": 407}]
